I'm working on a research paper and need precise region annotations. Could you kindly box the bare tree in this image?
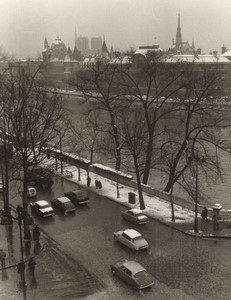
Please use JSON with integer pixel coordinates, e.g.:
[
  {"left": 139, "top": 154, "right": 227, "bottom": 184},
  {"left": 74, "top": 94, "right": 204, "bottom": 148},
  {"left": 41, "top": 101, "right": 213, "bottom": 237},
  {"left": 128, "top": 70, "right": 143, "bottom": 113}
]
[
  {"left": 72, "top": 61, "right": 127, "bottom": 172},
  {"left": 0, "top": 61, "right": 65, "bottom": 212},
  {"left": 122, "top": 105, "right": 147, "bottom": 209},
  {"left": 118, "top": 51, "right": 194, "bottom": 185},
  {"left": 157, "top": 63, "right": 231, "bottom": 221}
]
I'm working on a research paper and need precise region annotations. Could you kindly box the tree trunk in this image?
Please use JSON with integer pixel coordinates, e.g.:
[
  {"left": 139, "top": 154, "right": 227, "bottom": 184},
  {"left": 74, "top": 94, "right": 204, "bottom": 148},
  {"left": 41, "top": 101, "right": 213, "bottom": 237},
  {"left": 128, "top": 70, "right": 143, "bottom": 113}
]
[
  {"left": 134, "top": 158, "right": 145, "bottom": 209},
  {"left": 170, "top": 186, "right": 175, "bottom": 222},
  {"left": 142, "top": 127, "right": 154, "bottom": 185}
]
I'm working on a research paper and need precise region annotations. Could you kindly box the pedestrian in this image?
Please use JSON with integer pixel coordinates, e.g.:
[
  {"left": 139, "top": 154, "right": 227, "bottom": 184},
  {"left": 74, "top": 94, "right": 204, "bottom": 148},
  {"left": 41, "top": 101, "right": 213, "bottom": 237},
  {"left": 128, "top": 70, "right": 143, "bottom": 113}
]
[
  {"left": 32, "top": 225, "right": 40, "bottom": 243},
  {"left": 28, "top": 258, "right": 36, "bottom": 277},
  {"left": 87, "top": 175, "right": 91, "bottom": 187},
  {"left": 0, "top": 249, "right": 6, "bottom": 269},
  {"left": 98, "top": 180, "right": 102, "bottom": 190},
  {"left": 17, "top": 260, "right": 25, "bottom": 276},
  {"left": 7, "top": 208, "right": 13, "bottom": 225},
  {"left": 213, "top": 215, "right": 219, "bottom": 230},
  {"left": 201, "top": 207, "right": 208, "bottom": 222},
  {"left": 95, "top": 179, "right": 99, "bottom": 189}
]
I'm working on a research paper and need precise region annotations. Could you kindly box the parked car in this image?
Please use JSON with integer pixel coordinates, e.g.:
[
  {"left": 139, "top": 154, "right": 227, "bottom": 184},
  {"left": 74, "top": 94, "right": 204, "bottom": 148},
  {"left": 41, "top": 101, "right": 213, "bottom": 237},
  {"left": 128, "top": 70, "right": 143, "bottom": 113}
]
[
  {"left": 110, "top": 260, "right": 154, "bottom": 290},
  {"left": 64, "top": 189, "right": 89, "bottom": 205},
  {"left": 113, "top": 229, "right": 148, "bottom": 251},
  {"left": 27, "top": 187, "right": 37, "bottom": 198},
  {"left": 50, "top": 197, "right": 76, "bottom": 214},
  {"left": 30, "top": 200, "right": 54, "bottom": 218},
  {"left": 28, "top": 168, "right": 53, "bottom": 190},
  {"left": 121, "top": 209, "right": 149, "bottom": 224}
]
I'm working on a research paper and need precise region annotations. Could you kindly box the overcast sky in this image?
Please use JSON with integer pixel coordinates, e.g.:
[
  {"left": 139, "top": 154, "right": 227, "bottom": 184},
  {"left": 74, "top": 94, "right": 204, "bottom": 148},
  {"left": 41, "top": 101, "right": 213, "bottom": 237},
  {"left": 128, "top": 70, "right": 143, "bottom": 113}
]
[{"left": 1, "top": 0, "right": 231, "bottom": 58}]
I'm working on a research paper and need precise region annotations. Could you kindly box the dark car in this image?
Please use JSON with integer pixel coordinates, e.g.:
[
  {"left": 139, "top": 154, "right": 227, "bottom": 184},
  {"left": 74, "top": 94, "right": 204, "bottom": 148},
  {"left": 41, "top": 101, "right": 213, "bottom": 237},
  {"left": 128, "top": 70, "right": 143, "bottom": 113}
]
[
  {"left": 121, "top": 209, "right": 149, "bottom": 225},
  {"left": 30, "top": 200, "right": 54, "bottom": 218},
  {"left": 64, "top": 189, "right": 89, "bottom": 205},
  {"left": 110, "top": 260, "right": 154, "bottom": 290},
  {"left": 50, "top": 197, "right": 76, "bottom": 214},
  {"left": 28, "top": 168, "right": 54, "bottom": 190}
]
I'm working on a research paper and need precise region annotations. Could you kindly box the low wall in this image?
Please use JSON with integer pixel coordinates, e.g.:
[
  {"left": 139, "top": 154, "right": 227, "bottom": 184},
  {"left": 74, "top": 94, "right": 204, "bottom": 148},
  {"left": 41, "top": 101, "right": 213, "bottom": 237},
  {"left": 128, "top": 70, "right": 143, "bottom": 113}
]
[{"left": 47, "top": 149, "right": 207, "bottom": 212}]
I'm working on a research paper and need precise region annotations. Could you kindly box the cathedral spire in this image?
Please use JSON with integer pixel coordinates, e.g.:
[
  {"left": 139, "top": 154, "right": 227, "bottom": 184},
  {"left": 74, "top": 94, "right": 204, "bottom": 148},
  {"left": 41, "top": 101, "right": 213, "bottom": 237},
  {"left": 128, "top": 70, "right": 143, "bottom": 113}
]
[
  {"left": 175, "top": 11, "right": 182, "bottom": 50},
  {"left": 44, "top": 36, "right": 49, "bottom": 49},
  {"left": 75, "top": 27, "right": 77, "bottom": 48}
]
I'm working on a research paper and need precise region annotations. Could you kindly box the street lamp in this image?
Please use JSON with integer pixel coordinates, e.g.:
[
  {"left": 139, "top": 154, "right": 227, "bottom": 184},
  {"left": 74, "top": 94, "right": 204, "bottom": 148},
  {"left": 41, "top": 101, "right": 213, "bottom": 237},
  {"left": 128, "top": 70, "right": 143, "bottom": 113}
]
[
  {"left": 194, "top": 155, "right": 205, "bottom": 233},
  {"left": 194, "top": 157, "right": 199, "bottom": 233},
  {"left": 12, "top": 205, "right": 27, "bottom": 297}
]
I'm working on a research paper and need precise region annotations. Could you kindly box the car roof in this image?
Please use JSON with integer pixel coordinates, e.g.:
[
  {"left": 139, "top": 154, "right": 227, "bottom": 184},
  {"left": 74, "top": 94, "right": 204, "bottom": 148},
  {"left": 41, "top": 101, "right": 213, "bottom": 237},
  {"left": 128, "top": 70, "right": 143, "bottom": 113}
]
[
  {"left": 28, "top": 187, "right": 36, "bottom": 191},
  {"left": 56, "top": 197, "right": 71, "bottom": 204},
  {"left": 123, "top": 260, "right": 145, "bottom": 273},
  {"left": 124, "top": 229, "right": 141, "bottom": 239},
  {"left": 36, "top": 200, "right": 49, "bottom": 206},
  {"left": 72, "top": 189, "right": 82, "bottom": 194},
  {"left": 129, "top": 208, "right": 143, "bottom": 214}
]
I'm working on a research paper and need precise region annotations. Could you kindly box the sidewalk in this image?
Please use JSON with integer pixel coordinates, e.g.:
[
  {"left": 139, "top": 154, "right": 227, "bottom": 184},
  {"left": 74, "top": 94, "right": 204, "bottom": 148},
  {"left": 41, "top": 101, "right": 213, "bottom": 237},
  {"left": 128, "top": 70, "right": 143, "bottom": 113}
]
[{"left": 61, "top": 164, "right": 231, "bottom": 239}]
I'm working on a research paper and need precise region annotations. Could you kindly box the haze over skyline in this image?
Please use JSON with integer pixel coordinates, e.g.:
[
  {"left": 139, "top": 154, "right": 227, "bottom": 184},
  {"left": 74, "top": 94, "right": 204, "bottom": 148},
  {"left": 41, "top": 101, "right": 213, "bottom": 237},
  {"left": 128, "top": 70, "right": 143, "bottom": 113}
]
[{"left": 1, "top": 0, "right": 231, "bottom": 58}]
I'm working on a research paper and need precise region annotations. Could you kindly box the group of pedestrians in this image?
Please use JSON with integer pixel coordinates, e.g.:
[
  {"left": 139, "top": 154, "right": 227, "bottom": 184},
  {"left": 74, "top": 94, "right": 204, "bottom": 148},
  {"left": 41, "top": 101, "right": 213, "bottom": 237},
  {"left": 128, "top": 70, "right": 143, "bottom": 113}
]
[{"left": 87, "top": 175, "right": 103, "bottom": 190}]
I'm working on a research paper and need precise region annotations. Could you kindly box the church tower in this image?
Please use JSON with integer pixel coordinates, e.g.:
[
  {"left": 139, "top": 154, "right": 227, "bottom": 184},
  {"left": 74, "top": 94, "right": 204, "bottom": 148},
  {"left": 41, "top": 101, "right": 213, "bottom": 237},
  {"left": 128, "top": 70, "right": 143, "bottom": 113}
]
[
  {"left": 175, "top": 11, "right": 182, "bottom": 50},
  {"left": 44, "top": 37, "right": 49, "bottom": 50}
]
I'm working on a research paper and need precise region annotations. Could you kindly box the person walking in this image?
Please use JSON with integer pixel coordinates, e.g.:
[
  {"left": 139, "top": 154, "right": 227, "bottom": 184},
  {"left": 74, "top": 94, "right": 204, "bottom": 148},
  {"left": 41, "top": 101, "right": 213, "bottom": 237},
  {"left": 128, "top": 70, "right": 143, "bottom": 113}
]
[
  {"left": 95, "top": 179, "right": 99, "bottom": 189},
  {"left": 33, "top": 225, "right": 40, "bottom": 243},
  {"left": 87, "top": 175, "right": 91, "bottom": 187},
  {"left": 98, "top": 181, "right": 102, "bottom": 190},
  {"left": 0, "top": 249, "right": 6, "bottom": 269},
  {"left": 201, "top": 207, "right": 208, "bottom": 222},
  {"left": 28, "top": 258, "right": 36, "bottom": 277}
]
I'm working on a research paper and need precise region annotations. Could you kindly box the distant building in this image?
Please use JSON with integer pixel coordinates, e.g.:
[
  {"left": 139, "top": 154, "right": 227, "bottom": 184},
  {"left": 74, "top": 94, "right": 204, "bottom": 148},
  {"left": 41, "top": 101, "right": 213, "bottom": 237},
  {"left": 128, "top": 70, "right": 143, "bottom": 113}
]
[
  {"left": 171, "top": 12, "right": 195, "bottom": 54},
  {"left": 77, "top": 37, "right": 89, "bottom": 56},
  {"left": 101, "top": 38, "right": 110, "bottom": 59},
  {"left": 91, "top": 37, "right": 102, "bottom": 55},
  {"left": 50, "top": 37, "right": 67, "bottom": 61}
]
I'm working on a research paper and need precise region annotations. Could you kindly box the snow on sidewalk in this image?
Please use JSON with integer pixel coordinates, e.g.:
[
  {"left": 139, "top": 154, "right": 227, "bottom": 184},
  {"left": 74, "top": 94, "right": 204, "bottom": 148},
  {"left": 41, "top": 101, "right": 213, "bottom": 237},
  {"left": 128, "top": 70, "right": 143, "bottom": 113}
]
[{"left": 60, "top": 165, "right": 195, "bottom": 224}]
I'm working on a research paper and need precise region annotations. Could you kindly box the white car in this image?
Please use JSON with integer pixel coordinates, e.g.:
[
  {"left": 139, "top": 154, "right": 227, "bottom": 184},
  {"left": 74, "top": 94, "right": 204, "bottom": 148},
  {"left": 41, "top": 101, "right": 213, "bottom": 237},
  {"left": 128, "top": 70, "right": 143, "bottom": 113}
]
[
  {"left": 27, "top": 187, "right": 37, "bottom": 198},
  {"left": 30, "top": 200, "right": 54, "bottom": 218},
  {"left": 121, "top": 209, "right": 149, "bottom": 224},
  {"left": 113, "top": 229, "right": 149, "bottom": 251}
]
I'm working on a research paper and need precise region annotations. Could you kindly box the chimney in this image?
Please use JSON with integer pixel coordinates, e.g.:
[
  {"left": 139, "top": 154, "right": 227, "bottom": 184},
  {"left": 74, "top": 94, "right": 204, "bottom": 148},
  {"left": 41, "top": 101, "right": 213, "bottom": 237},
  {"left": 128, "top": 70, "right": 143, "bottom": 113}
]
[{"left": 213, "top": 50, "right": 218, "bottom": 58}]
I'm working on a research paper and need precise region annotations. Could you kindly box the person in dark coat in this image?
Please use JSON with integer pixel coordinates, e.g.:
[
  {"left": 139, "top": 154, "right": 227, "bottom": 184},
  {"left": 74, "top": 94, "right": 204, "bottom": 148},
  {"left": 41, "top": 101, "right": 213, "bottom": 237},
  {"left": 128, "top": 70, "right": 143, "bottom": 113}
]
[
  {"left": 28, "top": 258, "right": 36, "bottom": 277},
  {"left": 201, "top": 207, "right": 208, "bottom": 222},
  {"left": 33, "top": 225, "right": 40, "bottom": 242},
  {"left": 95, "top": 179, "right": 99, "bottom": 189},
  {"left": 0, "top": 249, "right": 6, "bottom": 268},
  {"left": 87, "top": 175, "right": 91, "bottom": 187},
  {"left": 98, "top": 181, "right": 102, "bottom": 190}
]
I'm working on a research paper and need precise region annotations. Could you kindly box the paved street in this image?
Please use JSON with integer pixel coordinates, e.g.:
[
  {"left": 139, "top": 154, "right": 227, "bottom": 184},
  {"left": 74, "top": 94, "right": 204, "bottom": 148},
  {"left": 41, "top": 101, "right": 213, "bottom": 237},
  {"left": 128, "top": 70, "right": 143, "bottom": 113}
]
[{"left": 2, "top": 175, "right": 231, "bottom": 299}]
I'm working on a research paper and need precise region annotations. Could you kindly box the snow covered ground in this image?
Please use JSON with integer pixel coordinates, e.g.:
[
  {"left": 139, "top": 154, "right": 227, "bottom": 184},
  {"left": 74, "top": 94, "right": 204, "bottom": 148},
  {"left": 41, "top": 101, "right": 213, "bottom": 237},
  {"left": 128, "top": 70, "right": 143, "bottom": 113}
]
[{"left": 59, "top": 164, "right": 195, "bottom": 224}]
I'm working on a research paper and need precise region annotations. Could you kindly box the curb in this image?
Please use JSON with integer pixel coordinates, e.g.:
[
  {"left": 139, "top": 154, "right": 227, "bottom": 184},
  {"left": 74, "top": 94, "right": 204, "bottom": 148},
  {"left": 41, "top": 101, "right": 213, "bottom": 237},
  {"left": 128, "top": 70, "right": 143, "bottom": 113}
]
[{"left": 47, "top": 171, "right": 231, "bottom": 240}]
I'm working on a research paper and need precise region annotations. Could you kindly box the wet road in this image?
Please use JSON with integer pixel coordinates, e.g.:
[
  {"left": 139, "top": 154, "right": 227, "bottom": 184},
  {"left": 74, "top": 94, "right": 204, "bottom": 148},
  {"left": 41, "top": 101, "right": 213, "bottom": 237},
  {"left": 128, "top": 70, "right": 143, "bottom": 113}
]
[{"left": 18, "top": 176, "right": 231, "bottom": 299}]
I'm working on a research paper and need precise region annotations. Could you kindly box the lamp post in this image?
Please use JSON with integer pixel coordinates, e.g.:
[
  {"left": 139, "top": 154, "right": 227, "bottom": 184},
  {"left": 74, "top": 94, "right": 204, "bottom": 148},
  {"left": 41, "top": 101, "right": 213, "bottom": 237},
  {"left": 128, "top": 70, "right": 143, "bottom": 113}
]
[
  {"left": 60, "top": 132, "right": 63, "bottom": 175},
  {"left": 14, "top": 205, "right": 27, "bottom": 298},
  {"left": 193, "top": 155, "right": 205, "bottom": 233},
  {"left": 194, "top": 157, "right": 199, "bottom": 233}
]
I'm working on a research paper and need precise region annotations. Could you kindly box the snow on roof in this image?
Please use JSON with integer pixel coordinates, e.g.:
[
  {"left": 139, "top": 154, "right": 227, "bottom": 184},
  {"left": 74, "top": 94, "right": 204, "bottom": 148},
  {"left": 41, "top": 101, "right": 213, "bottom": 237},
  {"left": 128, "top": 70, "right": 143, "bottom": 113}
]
[
  {"left": 109, "top": 57, "right": 131, "bottom": 64},
  {"left": 166, "top": 55, "right": 231, "bottom": 63},
  {"left": 57, "top": 197, "right": 70, "bottom": 203},
  {"left": 129, "top": 208, "right": 144, "bottom": 214},
  {"left": 124, "top": 229, "right": 141, "bottom": 239},
  {"left": 221, "top": 50, "right": 231, "bottom": 57},
  {"left": 134, "top": 47, "right": 162, "bottom": 57},
  {"left": 36, "top": 200, "right": 49, "bottom": 206}
]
